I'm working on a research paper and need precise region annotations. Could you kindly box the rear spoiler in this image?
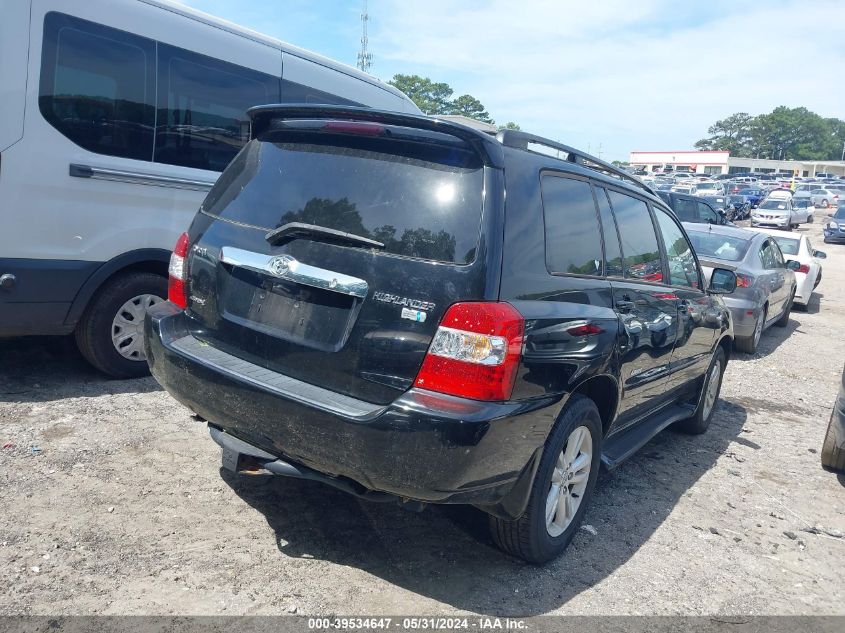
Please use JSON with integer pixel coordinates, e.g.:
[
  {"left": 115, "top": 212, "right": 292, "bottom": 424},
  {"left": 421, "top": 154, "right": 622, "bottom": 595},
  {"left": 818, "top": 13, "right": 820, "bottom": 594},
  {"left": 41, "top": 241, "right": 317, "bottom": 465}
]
[{"left": 246, "top": 104, "right": 505, "bottom": 168}]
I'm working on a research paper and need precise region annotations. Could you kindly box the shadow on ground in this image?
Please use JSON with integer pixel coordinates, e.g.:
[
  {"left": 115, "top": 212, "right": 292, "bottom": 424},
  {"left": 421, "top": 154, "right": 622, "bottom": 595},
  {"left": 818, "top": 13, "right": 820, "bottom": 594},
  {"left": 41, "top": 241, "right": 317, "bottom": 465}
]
[
  {"left": 730, "top": 315, "right": 802, "bottom": 361},
  {"left": 0, "top": 336, "right": 160, "bottom": 403},
  {"left": 222, "top": 400, "right": 748, "bottom": 615}
]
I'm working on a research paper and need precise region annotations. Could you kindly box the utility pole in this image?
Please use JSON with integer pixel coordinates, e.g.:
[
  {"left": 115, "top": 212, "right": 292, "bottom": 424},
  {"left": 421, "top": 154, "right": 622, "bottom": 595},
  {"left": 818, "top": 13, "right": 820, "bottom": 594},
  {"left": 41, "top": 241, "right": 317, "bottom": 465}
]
[
  {"left": 356, "top": 0, "right": 373, "bottom": 73},
  {"left": 841, "top": 139, "right": 844, "bottom": 161}
]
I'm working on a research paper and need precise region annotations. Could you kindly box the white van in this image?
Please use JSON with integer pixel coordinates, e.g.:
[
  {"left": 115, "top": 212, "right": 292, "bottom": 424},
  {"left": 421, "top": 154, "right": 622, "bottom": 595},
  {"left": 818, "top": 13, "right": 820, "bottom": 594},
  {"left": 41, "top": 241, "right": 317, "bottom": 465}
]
[{"left": 0, "top": 0, "right": 420, "bottom": 377}]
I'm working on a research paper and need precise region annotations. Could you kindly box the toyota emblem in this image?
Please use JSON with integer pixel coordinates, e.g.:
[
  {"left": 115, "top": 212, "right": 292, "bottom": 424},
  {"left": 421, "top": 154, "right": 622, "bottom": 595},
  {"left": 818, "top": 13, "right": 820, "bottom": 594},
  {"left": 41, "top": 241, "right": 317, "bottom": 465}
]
[{"left": 269, "top": 255, "right": 295, "bottom": 276}]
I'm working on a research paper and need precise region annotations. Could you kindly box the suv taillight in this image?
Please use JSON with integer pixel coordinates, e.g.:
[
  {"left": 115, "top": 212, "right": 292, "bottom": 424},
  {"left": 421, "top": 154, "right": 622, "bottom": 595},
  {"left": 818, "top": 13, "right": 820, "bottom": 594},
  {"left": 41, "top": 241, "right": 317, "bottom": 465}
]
[
  {"left": 168, "top": 232, "right": 190, "bottom": 309},
  {"left": 413, "top": 302, "right": 524, "bottom": 401}
]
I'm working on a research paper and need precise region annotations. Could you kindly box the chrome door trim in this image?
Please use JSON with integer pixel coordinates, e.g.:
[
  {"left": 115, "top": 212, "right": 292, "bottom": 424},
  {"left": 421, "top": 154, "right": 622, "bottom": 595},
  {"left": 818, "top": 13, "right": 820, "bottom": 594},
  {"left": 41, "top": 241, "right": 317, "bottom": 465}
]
[
  {"left": 219, "top": 247, "right": 368, "bottom": 299},
  {"left": 69, "top": 164, "right": 216, "bottom": 192}
]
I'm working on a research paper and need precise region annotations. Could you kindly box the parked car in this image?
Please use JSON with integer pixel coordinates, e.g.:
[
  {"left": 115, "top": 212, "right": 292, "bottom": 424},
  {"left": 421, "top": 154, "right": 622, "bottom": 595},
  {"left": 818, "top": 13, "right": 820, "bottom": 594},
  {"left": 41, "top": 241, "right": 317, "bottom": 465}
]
[
  {"left": 701, "top": 195, "right": 730, "bottom": 215},
  {"left": 685, "top": 224, "right": 797, "bottom": 354},
  {"left": 673, "top": 172, "right": 696, "bottom": 182},
  {"left": 748, "top": 229, "right": 825, "bottom": 308},
  {"left": 791, "top": 197, "right": 815, "bottom": 223},
  {"left": 766, "top": 188, "right": 794, "bottom": 201},
  {"left": 751, "top": 198, "right": 799, "bottom": 230},
  {"left": 821, "top": 365, "right": 845, "bottom": 473},
  {"left": 809, "top": 189, "right": 839, "bottom": 209},
  {"left": 145, "top": 107, "right": 737, "bottom": 564},
  {"left": 0, "top": 0, "right": 421, "bottom": 378},
  {"left": 823, "top": 207, "right": 845, "bottom": 243},
  {"left": 738, "top": 187, "right": 765, "bottom": 207},
  {"left": 695, "top": 181, "right": 725, "bottom": 196},
  {"left": 727, "top": 195, "right": 751, "bottom": 221},
  {"left": 657, "top": 191, "right": 732, "bottom": 225},
  {"left": 671, "top": 183, "right": 698, "bottom": 195}
]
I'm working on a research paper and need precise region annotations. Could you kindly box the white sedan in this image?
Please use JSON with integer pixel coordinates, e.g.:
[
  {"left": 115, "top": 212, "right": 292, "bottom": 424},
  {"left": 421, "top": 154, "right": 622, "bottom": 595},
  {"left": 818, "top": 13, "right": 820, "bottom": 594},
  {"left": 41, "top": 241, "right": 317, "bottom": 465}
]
[{"left": 749, "top": 227, "right": 826, "bottom": 307}]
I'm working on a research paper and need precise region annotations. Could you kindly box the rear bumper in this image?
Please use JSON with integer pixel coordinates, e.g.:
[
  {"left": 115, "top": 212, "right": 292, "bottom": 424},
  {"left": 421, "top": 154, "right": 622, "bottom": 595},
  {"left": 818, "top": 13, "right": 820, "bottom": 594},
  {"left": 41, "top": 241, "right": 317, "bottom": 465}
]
[
  {"left": 722, "top": 298, "right": 761, "bottom": 338},
  {"left": 144, "top": 303, "right": 553, "bottom": 519}
]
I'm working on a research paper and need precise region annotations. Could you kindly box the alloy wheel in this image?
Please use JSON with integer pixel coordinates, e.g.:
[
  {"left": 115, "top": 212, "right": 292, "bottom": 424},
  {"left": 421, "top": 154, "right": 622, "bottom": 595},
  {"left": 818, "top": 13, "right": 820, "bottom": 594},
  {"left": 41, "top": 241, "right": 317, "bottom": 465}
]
[{"left": 545, "top": 426, "right": 592, "bottom": 537}]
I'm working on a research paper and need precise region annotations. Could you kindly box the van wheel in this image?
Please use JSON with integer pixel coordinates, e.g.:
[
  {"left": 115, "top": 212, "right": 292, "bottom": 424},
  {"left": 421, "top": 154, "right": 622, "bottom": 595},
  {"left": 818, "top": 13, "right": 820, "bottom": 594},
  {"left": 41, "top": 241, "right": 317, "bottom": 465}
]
[
  {"left": 75, "top": 271, "right": 167, "bottom": 378},
  {"left": 488, "top": 394, "right": 602, "bottom": 564},
  {"left": 675, "top": 347, "right": 725, "bottom": 435}
]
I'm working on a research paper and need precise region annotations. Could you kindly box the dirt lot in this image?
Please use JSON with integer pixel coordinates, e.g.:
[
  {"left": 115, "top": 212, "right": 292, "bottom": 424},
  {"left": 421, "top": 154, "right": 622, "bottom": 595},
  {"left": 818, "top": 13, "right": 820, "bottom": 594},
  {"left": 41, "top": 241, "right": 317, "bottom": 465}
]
[{"left": 1, "top": 219, "right": 844, "bottom": 617}]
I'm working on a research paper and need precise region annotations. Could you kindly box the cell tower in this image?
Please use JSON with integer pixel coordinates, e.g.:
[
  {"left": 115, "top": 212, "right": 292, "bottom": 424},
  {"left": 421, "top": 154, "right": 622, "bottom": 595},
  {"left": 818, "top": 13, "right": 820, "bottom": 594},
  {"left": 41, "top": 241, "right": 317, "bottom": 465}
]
[{"left": 357, "top": 0, "right": 373, "bottom": 73}]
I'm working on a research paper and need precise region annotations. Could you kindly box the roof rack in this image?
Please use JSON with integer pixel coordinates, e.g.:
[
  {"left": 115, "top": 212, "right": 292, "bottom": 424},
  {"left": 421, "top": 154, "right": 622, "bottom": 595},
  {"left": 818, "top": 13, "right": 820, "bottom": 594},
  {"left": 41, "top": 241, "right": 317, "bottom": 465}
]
[{"left": 496, "top": 130, "right": 656, "bottom": 196}]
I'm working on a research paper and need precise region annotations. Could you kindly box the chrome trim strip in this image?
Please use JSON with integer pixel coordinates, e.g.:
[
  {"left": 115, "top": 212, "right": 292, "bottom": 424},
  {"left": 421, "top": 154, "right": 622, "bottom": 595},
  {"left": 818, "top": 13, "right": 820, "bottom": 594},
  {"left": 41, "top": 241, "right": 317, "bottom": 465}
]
[
  {"left": 219, "top": 246, "right": 369, "bottom": 299},
  {"left": 69, "top": 163, "right": 216, "bottom": 191}
]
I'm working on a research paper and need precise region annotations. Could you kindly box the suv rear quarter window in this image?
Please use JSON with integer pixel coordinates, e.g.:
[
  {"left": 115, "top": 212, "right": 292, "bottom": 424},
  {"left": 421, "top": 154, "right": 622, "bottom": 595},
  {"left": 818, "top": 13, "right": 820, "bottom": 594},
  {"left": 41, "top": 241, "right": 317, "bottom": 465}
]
[
  {"left": 541, "top": 176, "right": 603, "bottom": 276},
  {"left": 606, "top": 190, "right": 663, "bottom": 282}
]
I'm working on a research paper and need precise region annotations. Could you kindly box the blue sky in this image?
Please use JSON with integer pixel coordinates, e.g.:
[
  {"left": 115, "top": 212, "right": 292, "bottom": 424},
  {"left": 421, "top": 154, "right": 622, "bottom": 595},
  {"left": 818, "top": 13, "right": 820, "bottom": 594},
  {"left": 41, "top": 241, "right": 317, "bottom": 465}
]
[{"left": 180, "top": 1, "right": 845, "bottom": 161}]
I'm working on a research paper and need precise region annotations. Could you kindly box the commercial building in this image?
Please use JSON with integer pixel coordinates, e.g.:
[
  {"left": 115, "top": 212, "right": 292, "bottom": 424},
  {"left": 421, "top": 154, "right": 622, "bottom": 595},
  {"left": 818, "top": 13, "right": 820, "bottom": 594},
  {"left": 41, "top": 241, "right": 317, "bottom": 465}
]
[{"left": 628, "top": 150, "right": 845, "bottom": 177}]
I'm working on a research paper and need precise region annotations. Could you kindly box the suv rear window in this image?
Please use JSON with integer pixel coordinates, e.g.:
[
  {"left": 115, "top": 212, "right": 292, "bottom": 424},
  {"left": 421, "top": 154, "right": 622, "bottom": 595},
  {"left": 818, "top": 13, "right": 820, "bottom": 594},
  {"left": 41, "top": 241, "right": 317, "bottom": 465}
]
[{"left": 202, "top": 129, "right": 484, "bottom": 264}]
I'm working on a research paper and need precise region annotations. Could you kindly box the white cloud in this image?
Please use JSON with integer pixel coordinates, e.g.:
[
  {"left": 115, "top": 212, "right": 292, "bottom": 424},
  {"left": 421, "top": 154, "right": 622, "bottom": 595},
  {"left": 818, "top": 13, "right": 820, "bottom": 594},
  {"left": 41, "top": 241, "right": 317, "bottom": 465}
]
[{"left": 371, "top": 0, "right": 845, "bottom": 159}]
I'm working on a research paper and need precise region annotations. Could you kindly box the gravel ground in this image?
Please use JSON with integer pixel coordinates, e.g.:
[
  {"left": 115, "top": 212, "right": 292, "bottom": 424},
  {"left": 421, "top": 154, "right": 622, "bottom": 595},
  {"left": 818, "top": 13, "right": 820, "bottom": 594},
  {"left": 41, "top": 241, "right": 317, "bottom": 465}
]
[{"left": 1, "top": 217, "right": 844, "bottom": 617}]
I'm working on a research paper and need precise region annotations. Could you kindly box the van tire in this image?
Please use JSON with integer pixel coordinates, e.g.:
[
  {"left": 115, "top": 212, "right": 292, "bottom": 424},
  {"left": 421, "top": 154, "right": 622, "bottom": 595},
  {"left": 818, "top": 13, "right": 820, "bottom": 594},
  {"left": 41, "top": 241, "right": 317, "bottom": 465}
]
[
  {"left": 488, "top": 394, "right": 602, "bottom": 564},
  {"left": 75, "top": 271, "right": 167, "bottom": 379}
]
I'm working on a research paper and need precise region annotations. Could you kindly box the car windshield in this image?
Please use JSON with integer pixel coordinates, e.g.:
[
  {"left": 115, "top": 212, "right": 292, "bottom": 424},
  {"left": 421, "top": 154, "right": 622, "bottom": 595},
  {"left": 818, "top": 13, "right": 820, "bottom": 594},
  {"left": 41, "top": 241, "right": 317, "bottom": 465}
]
[
  {"left": 686, "top": 230, "right": 751, "bottom": 262},
  {"left": 759, "top": 200, "right": 788, "bottom": 210},
  {"left": 771, "top": 237, "right": 800, "bottom": 255},
  {"left": 833, "top": 208, "right": 845, "bottom": 220}
]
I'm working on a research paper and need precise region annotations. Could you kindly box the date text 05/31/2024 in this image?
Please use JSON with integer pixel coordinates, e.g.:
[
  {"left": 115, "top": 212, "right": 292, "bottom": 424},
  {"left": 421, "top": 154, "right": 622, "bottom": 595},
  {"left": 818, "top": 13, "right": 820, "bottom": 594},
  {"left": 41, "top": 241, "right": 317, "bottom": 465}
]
[{"left": 307, "top": 618, "right": 528, "bottom": 630}]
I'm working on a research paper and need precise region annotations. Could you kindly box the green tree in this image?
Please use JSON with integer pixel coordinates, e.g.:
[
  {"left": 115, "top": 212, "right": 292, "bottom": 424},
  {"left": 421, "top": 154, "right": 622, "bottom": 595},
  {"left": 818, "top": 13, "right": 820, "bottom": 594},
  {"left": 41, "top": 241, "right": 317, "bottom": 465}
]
[
  {"left": 693, "top": 112, "right": 754, "bottom": 155},
  {"left": 449, "top": 94, "right": 493, "bottom": 123},
  {"left": 695, "top": 108, "right": 845, "bottom": 160},
  {"left": 388, "top": 74, "right": 454, "bottom": 115},
  {"left": 498, "top": 121, "right": 521, "bottom": 131}
]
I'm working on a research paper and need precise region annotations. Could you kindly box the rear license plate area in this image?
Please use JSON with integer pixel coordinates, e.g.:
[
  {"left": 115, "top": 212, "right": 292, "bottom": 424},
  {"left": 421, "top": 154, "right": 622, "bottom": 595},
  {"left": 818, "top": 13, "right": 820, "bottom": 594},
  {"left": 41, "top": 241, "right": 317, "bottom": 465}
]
[{"left": 221, "top": 267, "right": 358, "bottom": 351}]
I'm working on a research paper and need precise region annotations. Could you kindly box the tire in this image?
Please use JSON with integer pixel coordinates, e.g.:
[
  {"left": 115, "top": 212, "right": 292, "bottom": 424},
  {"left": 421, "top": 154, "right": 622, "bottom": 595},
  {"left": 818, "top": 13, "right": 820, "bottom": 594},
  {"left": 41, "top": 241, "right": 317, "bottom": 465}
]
[
  {"left": 489, "top": 394, "right": 602, "bottom": 564},
  {"left": 775, "top": 290, "right": 794, "bottom": 327},
  {"left": 735, "top": 306, "right": 766, "bottom": 354},
  {"left": 75, "top": 271, "right": 167, "bottom": 378},
  {"left": 675, "top": 346, "right": 726, "bottom": 435},
  {"left": 821, "top": 412, "right": 845, "bottom": 473},
  {"left": 814, "top": 269, "right": 822, "bottom": 289}
]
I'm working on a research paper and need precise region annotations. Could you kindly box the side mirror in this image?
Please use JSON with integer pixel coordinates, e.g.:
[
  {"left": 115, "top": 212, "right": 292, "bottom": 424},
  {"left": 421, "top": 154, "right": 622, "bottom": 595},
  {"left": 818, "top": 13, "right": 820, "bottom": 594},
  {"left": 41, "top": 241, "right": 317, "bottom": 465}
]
[
  {"left": 813, "top": 250, "right": 827, "bottom": 259},
  {"left": 709, "top": 268, "right": 737, "bottom": 294},
  {"left": 786, "top": 260, "right": 801, "bottom": 271}
]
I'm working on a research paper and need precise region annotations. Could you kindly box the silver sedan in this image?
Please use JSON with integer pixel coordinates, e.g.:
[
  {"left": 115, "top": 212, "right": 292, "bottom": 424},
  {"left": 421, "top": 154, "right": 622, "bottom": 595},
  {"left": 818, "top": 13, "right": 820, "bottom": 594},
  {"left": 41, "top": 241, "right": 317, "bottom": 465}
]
[{"left": 684, "top": 223, "right": 798, "bottom": 354}]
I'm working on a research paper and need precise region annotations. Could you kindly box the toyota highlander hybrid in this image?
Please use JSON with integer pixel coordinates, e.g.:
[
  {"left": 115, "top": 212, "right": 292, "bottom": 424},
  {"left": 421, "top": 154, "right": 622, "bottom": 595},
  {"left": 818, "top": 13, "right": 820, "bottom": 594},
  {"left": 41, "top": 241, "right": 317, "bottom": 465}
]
[{"left": 145, "top": 106, "right": 738, "bottom": 563}]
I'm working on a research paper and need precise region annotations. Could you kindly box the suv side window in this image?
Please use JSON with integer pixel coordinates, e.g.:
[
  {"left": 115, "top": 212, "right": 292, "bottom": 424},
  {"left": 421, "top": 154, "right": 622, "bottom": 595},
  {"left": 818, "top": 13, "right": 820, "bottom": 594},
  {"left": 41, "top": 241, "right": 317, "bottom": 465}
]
[
  {"left": 674, "top": 196, "right": 698, "bottom": 222},
  {"left": 654, "top": 208, "right": 700, "bottom": 288},
  {"left": 697, "top": 201, "right": 720, "bottom": 224},
  {"left": 606, "top": 190, "right": 663, "bottom": 282},
  {"left": 541, "top": 176, "right": 603, "bottom": 276},
  {"left": 594, "top": 187, "right": 624, "bottom": 277}
]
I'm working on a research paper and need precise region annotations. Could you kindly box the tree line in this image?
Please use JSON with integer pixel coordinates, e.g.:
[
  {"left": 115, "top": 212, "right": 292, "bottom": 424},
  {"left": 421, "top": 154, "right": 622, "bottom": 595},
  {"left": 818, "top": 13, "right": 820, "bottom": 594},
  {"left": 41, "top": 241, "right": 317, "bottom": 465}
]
[
  {"left": 388, "top": 74, "right": 519, "bottom": 131},
  {"left": 694, "top": 107, "right": 845, "bottom": 161}
]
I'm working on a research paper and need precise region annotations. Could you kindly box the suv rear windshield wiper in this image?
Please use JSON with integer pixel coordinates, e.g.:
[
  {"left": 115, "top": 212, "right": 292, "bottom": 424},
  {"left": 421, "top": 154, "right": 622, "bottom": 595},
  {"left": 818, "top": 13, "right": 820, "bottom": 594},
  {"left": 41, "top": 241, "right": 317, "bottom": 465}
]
[{"left": 265, "top": 222, "right": 385, "bottom": 250}]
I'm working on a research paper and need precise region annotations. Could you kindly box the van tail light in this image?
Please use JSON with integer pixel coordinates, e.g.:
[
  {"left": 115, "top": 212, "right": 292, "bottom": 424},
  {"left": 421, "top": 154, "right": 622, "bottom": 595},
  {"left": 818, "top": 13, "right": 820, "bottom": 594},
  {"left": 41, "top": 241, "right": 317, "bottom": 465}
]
[
  {"left": 168, "top": 232, "right": 190, "bottom": 309},
  {"left": 735, "top": 273, "right": 753, "bottom": 288},
  {"left": 796, "top": 264, "right": 810, "bottom": 274},
  {"left": 413, "top": 302, "right": 524, "bottom": 401}
]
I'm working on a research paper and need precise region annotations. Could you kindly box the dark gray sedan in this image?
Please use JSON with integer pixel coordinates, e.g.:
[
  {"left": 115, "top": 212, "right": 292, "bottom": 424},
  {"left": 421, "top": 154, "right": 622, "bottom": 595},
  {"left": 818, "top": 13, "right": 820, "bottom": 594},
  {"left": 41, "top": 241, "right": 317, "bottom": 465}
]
[{"left": 684, "top": 223, "right": 799, "bottom": 354}]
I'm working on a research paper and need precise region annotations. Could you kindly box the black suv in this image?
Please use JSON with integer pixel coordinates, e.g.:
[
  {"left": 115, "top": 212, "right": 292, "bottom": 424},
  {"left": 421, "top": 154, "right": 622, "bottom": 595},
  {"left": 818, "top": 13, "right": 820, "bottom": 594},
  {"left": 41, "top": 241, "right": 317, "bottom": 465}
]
[
  {"left": 656, "top": 191, "right": 732, "bottom": 225},
  {"left": 145, "top": 106, "right": 736, "bottom": 563}
]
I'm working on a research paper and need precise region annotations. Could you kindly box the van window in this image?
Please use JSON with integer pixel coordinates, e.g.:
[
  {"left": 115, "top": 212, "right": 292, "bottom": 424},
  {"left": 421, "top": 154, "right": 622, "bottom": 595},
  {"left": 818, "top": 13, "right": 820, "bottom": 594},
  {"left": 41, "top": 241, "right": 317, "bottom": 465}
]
[
  {"left": 280, "top": 79, "right": 359, "bottom": 106},
  {"left": 594, "top": 187, "right": 624, "bottom": 277},
  {"left": 606, "top": 190, "right": 663, "bottom": 282},
  {"left": 155, "top": 45, "right": 280, "bottom": 171},
  {"left": 39, "top": 12, "right": 155, "bottom": 160},
  {"left": 541, "top": 177, "right": 603, "bottom": 276}
]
